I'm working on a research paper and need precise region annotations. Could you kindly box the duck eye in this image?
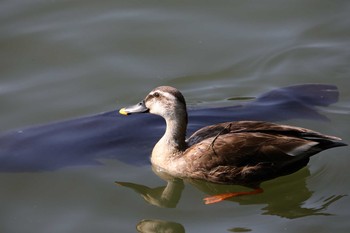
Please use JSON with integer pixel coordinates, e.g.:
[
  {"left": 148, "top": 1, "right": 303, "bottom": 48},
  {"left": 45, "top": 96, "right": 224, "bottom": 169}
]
[{"left": 153, "top": 92, "right": 160, "bottom": 98}]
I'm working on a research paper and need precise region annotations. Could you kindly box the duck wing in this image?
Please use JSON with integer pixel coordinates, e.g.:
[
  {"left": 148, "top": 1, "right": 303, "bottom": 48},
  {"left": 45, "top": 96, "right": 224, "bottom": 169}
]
[
  {"left": 186, "top": 121, "right": 345, "bottom": 149},
  {"left": 184, "top": 121, "right": 346, "bottom": 185}
]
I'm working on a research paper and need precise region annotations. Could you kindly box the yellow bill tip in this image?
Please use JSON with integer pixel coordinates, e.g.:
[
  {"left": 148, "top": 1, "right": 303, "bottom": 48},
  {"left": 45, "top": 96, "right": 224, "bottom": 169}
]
[{"left": 119, "top": 108, "right": 129, "bottom": 116}]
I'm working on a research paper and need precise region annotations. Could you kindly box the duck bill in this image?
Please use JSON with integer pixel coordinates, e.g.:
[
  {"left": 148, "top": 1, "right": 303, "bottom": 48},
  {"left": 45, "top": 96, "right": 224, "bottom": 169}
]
[{"left": 119, "top": 100, "right": 149, "bottom": 115}]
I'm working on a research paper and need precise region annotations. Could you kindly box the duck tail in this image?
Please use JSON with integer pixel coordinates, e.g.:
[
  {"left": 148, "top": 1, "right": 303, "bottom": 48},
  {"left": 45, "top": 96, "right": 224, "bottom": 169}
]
[
  {"left": 306, "top": 136, "right": 347, "bottom": 151},
  {"left": 299, "top": 131, "right": 347, "bottom": 150},
  {"left": 317, "top": 139, "right": 347, "bottom": 150}
]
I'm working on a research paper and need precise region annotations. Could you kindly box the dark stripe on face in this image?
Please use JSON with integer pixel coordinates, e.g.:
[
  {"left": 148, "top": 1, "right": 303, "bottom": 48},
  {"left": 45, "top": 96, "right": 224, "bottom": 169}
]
[{"left": 152, "top": 86, "right": 187, "bottom": 107}]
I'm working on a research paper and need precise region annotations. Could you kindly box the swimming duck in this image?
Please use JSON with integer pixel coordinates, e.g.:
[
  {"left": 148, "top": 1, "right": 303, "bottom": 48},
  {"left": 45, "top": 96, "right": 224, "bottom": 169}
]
[{"left": 119, "top": 86, "right": 347, "bottom": 204}]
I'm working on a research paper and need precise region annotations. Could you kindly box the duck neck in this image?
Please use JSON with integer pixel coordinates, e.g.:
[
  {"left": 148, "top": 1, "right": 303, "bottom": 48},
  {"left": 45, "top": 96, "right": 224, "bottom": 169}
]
[
  {"left": 163, "top": 115, "right": 187, "bottom": 152},
  {"left": 152, "top": 110, "right": 188, "bottom": 162}
]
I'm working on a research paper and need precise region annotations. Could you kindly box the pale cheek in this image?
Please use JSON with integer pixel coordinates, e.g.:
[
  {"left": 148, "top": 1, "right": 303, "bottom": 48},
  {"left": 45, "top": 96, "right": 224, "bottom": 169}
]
[{"left": 149, "top": 103, "right": 163, "bottom": 115}]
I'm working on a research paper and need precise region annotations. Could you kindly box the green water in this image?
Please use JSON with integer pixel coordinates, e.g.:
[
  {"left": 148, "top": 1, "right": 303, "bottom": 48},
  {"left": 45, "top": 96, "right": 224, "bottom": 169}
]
[{"left": 1, "top": 0, "right": 350, "bottom": 232}]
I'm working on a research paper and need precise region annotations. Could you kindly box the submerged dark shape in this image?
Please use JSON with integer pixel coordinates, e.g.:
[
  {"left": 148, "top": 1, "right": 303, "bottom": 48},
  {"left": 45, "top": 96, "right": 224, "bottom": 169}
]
[{"left": 0, "top": 84, "right": 342, "bottom": 172}]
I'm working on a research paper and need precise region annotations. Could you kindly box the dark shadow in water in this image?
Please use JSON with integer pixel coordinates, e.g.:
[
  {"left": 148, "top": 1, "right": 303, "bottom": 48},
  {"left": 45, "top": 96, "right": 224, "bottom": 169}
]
[
  {"left": 116, "top": 168, "right": 346, "bottom": 219},
  {"left": 0, "top": 84, "right": 339, "bottom": 172}
]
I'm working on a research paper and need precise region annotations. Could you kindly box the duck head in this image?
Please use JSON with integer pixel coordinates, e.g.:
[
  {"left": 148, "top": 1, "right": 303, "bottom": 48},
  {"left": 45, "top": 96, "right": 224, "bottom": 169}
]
[{"left": 119, "top": 86, "right": 187, "bottom": 121}]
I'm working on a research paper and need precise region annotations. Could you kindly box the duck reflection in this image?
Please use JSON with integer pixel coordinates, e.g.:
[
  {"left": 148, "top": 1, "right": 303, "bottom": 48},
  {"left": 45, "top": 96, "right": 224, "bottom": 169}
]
[
  {"left": 116, "top": 168, "right": 184, "bottom": 208},
  {"left": 136, "top": 219, "right": 185, "bottom": 233},
  {"left": 116, "top": 167, "right": 345, "bottom": 219}
]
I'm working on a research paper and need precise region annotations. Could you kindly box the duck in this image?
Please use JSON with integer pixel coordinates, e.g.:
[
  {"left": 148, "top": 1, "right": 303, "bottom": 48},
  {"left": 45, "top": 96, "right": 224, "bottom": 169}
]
[{"left": 119, "top": 86, "right": 347, "bottom": 204}]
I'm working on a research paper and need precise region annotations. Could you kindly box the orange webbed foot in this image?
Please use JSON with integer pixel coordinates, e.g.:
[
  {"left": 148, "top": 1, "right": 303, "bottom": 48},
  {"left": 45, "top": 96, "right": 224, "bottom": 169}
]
[{"left": 203, "top": 188, "right": 263, "bottom": 204}]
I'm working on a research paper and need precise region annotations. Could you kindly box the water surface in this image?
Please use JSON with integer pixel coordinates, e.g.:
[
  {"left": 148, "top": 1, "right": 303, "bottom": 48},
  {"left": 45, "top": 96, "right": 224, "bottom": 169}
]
[{"left": 1, "top": 1, "right": 350, "bottom": 232}]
